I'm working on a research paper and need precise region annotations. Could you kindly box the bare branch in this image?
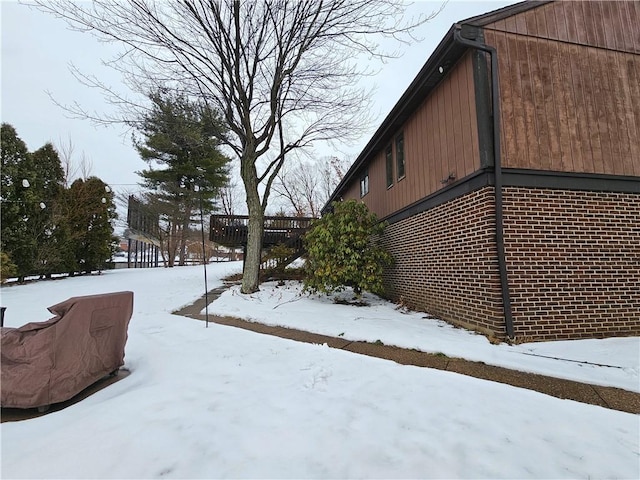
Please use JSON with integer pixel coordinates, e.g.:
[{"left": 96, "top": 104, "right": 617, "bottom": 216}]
[{"left": 32, "top": 0, "right": 442, "bottom": 292}]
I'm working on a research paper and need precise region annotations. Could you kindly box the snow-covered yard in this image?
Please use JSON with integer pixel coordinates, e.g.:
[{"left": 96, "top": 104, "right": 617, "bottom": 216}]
[{"left": 1, "top": 263, "right": 638, "bottom": 479}]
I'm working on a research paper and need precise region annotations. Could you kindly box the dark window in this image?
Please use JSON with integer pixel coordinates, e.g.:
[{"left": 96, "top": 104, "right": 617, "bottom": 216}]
[
  {"left": 396, "top": 132, "right": 405, "bottom": 180},
  {"left": 385, "top": 145, "right": 393, "bottom": 188},
  {"left": 360, "top": 171, "right": 369, "bottom": 197}
]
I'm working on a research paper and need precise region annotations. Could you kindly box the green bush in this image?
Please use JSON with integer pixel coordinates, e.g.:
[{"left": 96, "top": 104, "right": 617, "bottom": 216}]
[
  {"left": 303, "top": 200, "right": 392, "bottom": 297},
  {"left": 0, "top": 251, "right": 17, "bottom": 284}
]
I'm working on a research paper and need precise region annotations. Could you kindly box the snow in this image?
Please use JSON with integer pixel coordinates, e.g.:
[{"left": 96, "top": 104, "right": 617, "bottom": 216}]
[
  {"left": 1, "top": 264, "right": 638, "bottom": 479},
  {"left": 209, "top": 281, "right": 640, "bottom": 392}
]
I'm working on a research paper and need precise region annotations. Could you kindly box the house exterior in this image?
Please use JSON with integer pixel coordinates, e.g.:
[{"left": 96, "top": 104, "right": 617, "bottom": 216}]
[{"left": 326, "top": 0, "right": 640, "bottom": 341}]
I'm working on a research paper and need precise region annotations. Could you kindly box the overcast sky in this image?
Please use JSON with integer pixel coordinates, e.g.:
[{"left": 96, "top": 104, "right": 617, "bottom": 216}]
[{"left": 1, "top": 0, "right": 516, "bottom": 199}]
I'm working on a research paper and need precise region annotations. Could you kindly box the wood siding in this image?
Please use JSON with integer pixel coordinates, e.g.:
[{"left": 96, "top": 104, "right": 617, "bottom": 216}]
[
  {"left": 484, "top": 0, "right": 640, "bottom": 176},
  {"left": 343, "top": 52, "right": 481, "bottom": 219}
]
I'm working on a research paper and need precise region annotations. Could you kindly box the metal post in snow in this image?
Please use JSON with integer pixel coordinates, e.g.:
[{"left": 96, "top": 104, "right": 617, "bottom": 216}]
[{"left": 197, "top": 185, "right": 210, "bottom": 328}]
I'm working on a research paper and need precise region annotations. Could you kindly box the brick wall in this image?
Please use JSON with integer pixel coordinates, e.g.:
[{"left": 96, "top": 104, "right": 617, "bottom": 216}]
[
  {"left": 381, "top": 187, "right": 506, "bottom": 337},
  {"left": 381, "top": 185, "right": 640, "bottom": 342},
  {"left": 503, "top": 188, "right": 640, "bottom": 341}
]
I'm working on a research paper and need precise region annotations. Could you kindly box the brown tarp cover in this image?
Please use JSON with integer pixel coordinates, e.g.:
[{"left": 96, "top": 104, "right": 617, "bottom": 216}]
[{"left": 1, "top": 291, "right": 133, "bottom": 409}]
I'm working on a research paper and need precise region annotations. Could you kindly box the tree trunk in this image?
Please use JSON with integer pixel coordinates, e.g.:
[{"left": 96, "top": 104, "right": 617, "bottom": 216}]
[
  {"left": 158, "top": 233, "right": 169, "bottom": 267},
  {"left": 167, "top": 222, "right": 177, "bottom": 267},
  {"left": 241, "top": 150, "right": 264, "bottom": 294},
  {"left": 242, "top": 191, "right": 264, "bottom": 294},
  {"left": 178, "top": 207, "right": 191, "bottom": 266}
]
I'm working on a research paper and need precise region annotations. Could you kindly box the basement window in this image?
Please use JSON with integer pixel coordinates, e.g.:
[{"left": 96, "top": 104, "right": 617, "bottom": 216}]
[
  {"left": 396, "top": 132, "right": 405, "bottom": 180},
  {"left": 360, "top": 170, "right": 369, "bottom": 197},
  {"left": 385, "top": 145, "right": 393, "bottom": 188}
]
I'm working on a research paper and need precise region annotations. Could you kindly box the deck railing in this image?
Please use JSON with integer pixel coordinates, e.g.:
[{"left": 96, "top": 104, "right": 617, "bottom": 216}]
[{"left": 209, "top": 214, "right": 314, "bottom": 248}]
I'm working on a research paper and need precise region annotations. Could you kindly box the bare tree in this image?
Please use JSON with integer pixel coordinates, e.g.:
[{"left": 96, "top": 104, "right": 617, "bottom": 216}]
[
  {"left": 34, "top": 0, "right": 441, "bottom": 293},
  {"left": 274, "top": 156, "right": 350, "bottom": 218},
  {"left": 321, "top": 156, "right": 351, "bottom": 203},
  {"left": 55, "top": 136, "right": 94, "bottom": 187},
  {"left": 219, "top": 177, "right": 242, "bottom": 217}
]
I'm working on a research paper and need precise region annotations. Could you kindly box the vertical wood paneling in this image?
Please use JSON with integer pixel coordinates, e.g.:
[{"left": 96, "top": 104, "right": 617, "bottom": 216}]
[
  {"left": 611, "top": 0, "right": 626, "bottom": 52},
  {"left": 418, "top": 93, "right": 428, "bottom": 196},
  {"left": 503, "top": 15, "right": 517, "bottom": 33},
  {"left": 341, "top": 1, "right": 638, "bottom": 221},
  {"left": 341, "top": 53, "right": 481, "bottom": 219},
  {"left": 426, "top": 98, "right": 438, "bottom": 195},
  {"left": 534, "top": 6, "right": 548, "bottom": 39},
  {"left": 450, "top": 68, "right": 462, "bottom": 182},
  {"left": 434, "top": 84, "right": 445, "bottom": 193},
  {"left": 495, "top": 33, "right": 515, "bottom": 169},
  {"left": 538, "top": 39, "right": 561, "bottom": 172},
  {"left": 485, "top": 1, "right": 640, "bottom": 54},
  {"left": 413, "top": 100, "right": 423, "bottom": 197},
  {"left": 553, "top": 1, "right": 569, "bottom": 43},
  {"left": 629, "top": 1, "right": 640, "bottom": 52},
  {"left": 581, "top": 1, "right": 598, "bottom": 46},
  {"left": 591, "top": 2, "right": 606, "bottom": 47},
  {"left": 443, "top": 70, "right": 455, "bottom": 183},
  {"left": 459, "top": 57, "right": 473, "bottom": 176},
  {"left": 484, "top": 0, "right": 639, "bottom": 177},
  {"left": 571, "top": 2, "right": 589, "bottom": 44},
  {"left": 407, "top": 106, "right": 418, "bottom": 203},
  {"left": 515, "top": 9, "right": 528, "bottom": 34},
  {"left": 564, "top": 1, "right": 578, "bottom": 45},
  {"left": 597, "top": 49, "right": 619, "bottom": 174},
  {"left": 600, "top": 1, "right": 617, "bottom": 52},
  {"left": 611, "top": 52, "right": 631, "bottom": 176},
  {"left": 521, "top": 36, "right": 540, "bottom": 167},
  {"left": 506, "top": 34, "right": 529, "bottom": 169},
  {"left": 531, "top": 39, "right": 551, "bottom": 171},
  {"left": 550, "top": 34, "right": 574, "bottom": 172},
  {"left": 624, "top": 56, "right": 640, "bottom": 175},
  {"left": 569, "top": 41, "right": 592, "bottom": 173},
  {"left": 584, "top": 48, "right": 604, "bottom": 173}
]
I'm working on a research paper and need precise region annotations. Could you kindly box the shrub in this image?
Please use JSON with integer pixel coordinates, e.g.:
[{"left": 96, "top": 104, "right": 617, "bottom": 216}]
[
  {"left": 0, "top": 251, "right": 17, "bottom": 284},
  {"left": 303, "top": 200, "right": 392, "bottom": 297}
]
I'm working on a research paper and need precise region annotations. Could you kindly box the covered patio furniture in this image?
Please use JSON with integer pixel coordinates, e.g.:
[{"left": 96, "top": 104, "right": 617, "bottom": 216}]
[{"left": 1, "top": 291, "right": 134, "bottom": 410}]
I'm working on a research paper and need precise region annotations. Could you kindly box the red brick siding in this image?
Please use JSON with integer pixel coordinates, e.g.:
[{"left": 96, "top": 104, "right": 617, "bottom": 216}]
[
  {"left": 380, "top": 186, "right": 639, "bottom": 341},
  {"left": 503, "top": 188, "right": 640, "bottom": 340},
  {"left": 381, "top": 187, "right": 505, "bottom": 336}
]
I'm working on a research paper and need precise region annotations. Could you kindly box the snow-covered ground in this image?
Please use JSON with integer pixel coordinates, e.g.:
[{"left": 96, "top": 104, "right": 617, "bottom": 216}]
[
  {"left": 1, "top": 264, "right": 638, "bottom": 479},
  {"left": 209, "top": 281, "right": 640, "bottom": 392}
]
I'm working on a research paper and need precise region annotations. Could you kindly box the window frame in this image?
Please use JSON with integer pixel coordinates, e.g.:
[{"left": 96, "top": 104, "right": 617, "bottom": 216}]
[
  {"left": 385, "top": 144, "right": 394, "bottom": 189},
  {"left": 359, "top": 170, "right": 369, "bottom": 198},
  {"left": 395, "top": 132, "right": 405, "bottom": 181}
]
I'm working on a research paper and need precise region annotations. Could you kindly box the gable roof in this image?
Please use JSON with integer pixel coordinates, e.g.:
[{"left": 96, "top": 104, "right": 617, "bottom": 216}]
[{"left": 324, "top": 1, "right": 551, "bottom": 211}]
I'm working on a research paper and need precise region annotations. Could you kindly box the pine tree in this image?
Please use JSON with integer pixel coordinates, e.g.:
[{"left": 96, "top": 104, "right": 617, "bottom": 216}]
[
  {"left": 66, "top": 177, "right": 117, "bottom": 274},
  {"left": 135, "top": 90, "right": 230, "bottom": 266},
  {"left": 28, "top": 143, "right": 69, "bottom": 277},
  {"left": 1, "top": 123, "right": 37, "bottom": 280},
  {"left": 1, "top": 124, "right": 116, "bottom": 279}
]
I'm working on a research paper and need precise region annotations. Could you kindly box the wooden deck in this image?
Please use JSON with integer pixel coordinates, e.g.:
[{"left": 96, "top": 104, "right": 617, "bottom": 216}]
[{"left": 209, "top": 215, "right": 314, "bottom": 249}]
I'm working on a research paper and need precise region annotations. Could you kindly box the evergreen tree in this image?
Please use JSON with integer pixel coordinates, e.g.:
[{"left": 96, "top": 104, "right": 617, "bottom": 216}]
[
  {"left": 1, "top": 123, "right": 37, "bottom": 280},
  {"left": 1, "top": 124, "right": 115, "bottom": 279},
  {"left": 28, "top": 143, "right": 69, "bottom": 277},
  {"left": 135, "top": 90, "right": 230, "bottom": 266},
  {"left": 66, "top": 177, "right": 117, "bottom": 274},
  {"left": 303, "top": 200, "right": 393, "bottom": 299},
  {"left": 0, "top": 251, "right": 17, "bottom": 283}
]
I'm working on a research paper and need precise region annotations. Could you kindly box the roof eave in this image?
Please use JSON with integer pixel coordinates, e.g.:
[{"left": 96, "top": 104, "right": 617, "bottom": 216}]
[
  {"left": 322, "top": 1, "right": 551, "bottom": 213},
  {"left": 324, "top": 25, "right": 463, "bottom": 211},
  {"left": 461, "top": 0, "right": 552, "bottom": 26}
]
